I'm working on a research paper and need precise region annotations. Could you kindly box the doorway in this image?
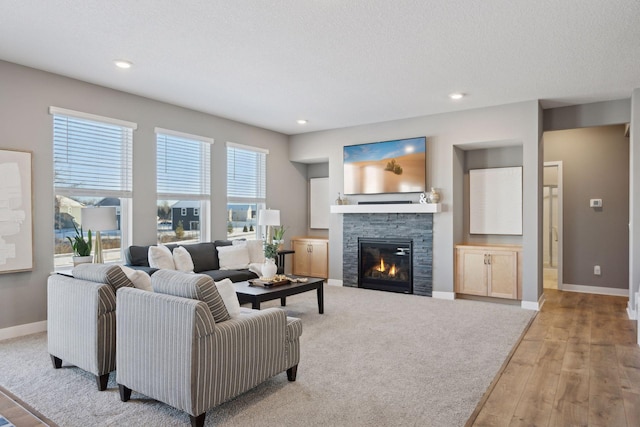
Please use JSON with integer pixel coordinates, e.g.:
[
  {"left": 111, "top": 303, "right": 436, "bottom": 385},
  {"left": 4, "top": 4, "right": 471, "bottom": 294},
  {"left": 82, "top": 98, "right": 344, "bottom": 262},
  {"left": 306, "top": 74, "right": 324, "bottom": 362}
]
[{"left": 543, "top": 162, "right": 562, "bottom": 289}]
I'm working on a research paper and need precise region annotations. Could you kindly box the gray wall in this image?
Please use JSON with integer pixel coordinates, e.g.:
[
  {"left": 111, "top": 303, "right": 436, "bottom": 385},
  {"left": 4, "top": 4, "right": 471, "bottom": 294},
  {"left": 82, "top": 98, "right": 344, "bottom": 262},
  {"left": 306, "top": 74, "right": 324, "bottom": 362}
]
[
  {"left": 0, "top": 60, "right": 307, "bottom": 330},
  {"left": 289, "top": 101, "right": 542, "bottom": 304},
  {"left": 544, "top": 125, "right": 629, "bottom": 289}
]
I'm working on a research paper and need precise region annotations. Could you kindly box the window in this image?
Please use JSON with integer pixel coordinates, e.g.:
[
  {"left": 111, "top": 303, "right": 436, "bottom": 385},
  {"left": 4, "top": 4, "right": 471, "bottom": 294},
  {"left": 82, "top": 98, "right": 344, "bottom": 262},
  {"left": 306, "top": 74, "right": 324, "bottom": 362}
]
[
  {"left": 226, "top": 142, "right": 268, "bottom": 240},
  {"left": 51, "top": 107, "right": 135, "bottom": 269},
  {"left": 156, "top": 128, "right": 212, "bottom": 244}
]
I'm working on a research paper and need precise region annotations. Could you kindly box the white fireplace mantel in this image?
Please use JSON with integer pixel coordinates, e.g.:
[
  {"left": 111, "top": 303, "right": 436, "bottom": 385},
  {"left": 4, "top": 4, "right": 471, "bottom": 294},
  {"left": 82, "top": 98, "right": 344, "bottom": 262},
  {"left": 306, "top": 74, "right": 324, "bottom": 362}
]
[{"left": 330, "top": 203, "right": 441, "bottom": 214}]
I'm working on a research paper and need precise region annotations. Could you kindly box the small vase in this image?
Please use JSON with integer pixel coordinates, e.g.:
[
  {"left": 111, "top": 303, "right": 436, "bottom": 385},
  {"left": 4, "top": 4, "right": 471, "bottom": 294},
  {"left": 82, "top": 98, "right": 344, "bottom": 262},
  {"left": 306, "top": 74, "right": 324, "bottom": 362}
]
[
  {"left": 261, "top": 258, "right": 278, "bottom": 280},
  {"left": 426, "top": 187, "right": 441, "bottom": 204}
]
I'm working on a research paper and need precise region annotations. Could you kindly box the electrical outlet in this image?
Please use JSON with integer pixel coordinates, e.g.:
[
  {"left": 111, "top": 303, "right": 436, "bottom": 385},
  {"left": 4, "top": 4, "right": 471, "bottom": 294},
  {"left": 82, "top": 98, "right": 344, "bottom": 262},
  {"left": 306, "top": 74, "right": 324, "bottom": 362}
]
[{"left": 594, "top": 265, "right": 601, "bottom": 276}]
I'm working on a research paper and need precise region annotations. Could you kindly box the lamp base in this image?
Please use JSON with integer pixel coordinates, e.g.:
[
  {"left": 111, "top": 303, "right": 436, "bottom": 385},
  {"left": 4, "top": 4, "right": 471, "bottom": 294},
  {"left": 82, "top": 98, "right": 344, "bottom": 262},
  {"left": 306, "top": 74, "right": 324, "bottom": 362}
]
[{"left": 94, "top": 231, "right": 104, "bottom": 264}]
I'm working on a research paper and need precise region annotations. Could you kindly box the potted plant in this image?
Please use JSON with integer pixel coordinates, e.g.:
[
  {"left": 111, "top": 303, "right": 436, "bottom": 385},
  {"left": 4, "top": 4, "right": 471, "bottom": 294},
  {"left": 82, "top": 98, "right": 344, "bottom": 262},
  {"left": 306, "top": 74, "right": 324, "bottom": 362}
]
[
  {"left": 67, "top": 222, "right": 93, "bottom": 266},
  {"left": 272, "top": 225, "right": 288, "bottom": 250}
]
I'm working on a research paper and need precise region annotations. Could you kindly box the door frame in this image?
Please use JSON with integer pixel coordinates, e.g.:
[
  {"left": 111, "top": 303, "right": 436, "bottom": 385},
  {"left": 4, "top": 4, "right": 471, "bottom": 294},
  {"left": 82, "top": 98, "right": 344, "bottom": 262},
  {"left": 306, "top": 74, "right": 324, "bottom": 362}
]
[{"left": 544, "top": 161, "right": 563, "bottom": 290}]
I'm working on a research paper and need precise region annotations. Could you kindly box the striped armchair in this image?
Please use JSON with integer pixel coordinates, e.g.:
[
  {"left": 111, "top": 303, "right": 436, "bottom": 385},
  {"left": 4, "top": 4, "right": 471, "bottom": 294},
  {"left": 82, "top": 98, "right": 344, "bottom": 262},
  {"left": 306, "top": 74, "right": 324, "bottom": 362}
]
[
  {"left": 47, "top": 264, "right": 134, "bottom": 390},
  {"left": 116, "top": 271, "right": 302, "bottom": 427}
]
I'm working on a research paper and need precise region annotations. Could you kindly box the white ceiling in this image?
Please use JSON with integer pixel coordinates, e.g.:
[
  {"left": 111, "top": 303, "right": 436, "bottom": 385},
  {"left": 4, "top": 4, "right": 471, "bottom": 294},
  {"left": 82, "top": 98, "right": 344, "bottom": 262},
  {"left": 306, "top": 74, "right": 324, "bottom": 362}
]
[{"left": 1, "top": 0, "right": 639, "bottom": 135}]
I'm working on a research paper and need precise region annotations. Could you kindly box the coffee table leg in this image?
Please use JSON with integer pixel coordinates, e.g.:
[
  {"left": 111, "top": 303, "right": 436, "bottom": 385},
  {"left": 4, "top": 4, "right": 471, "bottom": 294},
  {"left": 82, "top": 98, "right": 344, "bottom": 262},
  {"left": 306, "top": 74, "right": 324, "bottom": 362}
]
[
  {"left": 281, "top": 297, "right": 286, "bottom": 306},
  {"left": 317, "top": 283, "right": 324, "bottom": 314},
  {"left": 252, "top": 300, "right": 260, "bottom": 310}
]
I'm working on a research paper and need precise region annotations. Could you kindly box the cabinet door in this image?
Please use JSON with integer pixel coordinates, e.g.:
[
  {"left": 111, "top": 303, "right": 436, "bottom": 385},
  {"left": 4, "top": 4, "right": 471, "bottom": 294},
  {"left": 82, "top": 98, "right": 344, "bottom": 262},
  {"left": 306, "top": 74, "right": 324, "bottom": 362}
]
[
  {"left": 456, "top": 249, "right": 488, "bottom": 296},
  {"left": 308, "top": 241, "right": 328, "bottom": 278},
  {"left": 487, "top": 250, "right": 518, "bottom": 299},
  {"left": 292, "top": 240, "right": 310, "bottom": 276}
]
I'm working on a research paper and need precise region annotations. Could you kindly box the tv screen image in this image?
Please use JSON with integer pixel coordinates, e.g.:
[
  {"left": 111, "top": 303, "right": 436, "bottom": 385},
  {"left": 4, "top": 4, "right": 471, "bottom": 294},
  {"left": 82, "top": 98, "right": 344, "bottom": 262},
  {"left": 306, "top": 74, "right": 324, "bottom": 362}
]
[{"left": 343, "top": 136, "right": 426, "bottom": 195}]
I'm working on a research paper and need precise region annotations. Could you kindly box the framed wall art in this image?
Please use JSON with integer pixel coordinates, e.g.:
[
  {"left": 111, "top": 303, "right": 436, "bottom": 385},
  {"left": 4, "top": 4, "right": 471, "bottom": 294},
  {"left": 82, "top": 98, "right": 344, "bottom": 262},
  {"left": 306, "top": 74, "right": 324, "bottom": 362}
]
[{"left": 0, "top": 149, "right": 33, "bottom": 273}]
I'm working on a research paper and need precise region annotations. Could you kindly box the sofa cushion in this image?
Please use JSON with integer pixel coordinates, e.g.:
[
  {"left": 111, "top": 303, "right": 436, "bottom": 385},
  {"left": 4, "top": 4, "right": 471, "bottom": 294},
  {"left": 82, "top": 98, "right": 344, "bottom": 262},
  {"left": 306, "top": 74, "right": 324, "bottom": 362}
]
[
  {"left": 217, "top": 245, "right": 250, "bottom": 270},
  {"left": 127, "top": 245, "right": 151, "bottom": 267},
  {"left": 149, "top": 245, "right": 175, "bottom": 270},
  {"left": 215, "top": 278, "right": 241, "bottom": 317},
  {"left": 72, "top": 264, "right": 134, "bottom": 291},
  {"left": 120, "top": 266, "right": 153, "bottom": 291},
  {"left": 173, "top": 246, "right": 195, "bottom": 273},
  {"left": 151, "top": 270, "right": 230, "bottom": 323},
  {"left": 233, "top": 239, "right": 265, "bottom": 264},
  {"left": 181, "top": 242, "right": 218, "bottom": 272},
  {"left": 201, "top": 269, "right": 259, "bottom": 283}
]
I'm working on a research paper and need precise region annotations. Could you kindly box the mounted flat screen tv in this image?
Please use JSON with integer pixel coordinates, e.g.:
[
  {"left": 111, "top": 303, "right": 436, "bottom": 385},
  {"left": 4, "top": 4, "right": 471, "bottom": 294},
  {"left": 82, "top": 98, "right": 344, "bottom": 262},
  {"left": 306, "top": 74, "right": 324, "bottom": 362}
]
[{"left": 343, "top": 136, "right": 426, "bottom": 195}]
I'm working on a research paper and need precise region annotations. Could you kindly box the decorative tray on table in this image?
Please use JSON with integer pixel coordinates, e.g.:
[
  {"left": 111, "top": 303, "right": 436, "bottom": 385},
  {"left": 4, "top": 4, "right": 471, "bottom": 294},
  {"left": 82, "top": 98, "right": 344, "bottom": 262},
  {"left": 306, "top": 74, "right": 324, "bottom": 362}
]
[{"left": 249, "top": 275, "right": 308, "bottom": 287}]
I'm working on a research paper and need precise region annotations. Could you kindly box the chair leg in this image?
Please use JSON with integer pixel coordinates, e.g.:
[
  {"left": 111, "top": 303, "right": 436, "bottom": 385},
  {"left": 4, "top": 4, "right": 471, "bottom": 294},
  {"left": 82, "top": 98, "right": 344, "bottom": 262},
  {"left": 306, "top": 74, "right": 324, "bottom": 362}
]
[
  {"left": 190, "top": 413, "right": 206, "bottom": 427},
  {"left": 287, "top": 365, "right": 298, "bottom": 381},
  {"left": 50, "top": 355, "right": 62, "bottom": 369},
  {"left": 118, "top": 384, "right": 132, "bottom": 402},
  {"left": 96, "top": 373, "right": 109, "bottom": 391}
]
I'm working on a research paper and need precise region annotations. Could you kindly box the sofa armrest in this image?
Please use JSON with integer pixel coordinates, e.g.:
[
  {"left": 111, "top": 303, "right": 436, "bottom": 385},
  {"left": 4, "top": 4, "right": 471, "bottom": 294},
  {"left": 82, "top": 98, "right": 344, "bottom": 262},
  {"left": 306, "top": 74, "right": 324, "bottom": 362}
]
[{"left": 47, "top": 274, "right": 117, "bottom": 376}]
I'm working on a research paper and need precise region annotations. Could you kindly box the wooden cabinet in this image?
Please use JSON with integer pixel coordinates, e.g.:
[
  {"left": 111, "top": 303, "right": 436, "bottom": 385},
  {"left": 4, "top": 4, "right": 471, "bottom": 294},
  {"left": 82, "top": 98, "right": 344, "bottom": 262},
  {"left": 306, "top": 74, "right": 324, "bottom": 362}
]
[
  {"left": 291, "top": 237, "right": 328, "bottom": 279},
  {"left": 455, "top": 244, "right": 522, "bottom": 300}
]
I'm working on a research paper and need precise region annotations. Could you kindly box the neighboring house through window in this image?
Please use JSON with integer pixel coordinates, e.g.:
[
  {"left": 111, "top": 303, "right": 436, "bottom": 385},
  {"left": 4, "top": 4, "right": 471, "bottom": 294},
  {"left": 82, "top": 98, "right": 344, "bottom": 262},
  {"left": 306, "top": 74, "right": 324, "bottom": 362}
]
[
  {"left": 51, "top": 107, "right": 135, "bottom": 269},
  {"left": 226, "top": 142, "right": 267, "bottom": 240},
  {"left": 156, "top": 128, "right": 212, "bottom": 244}
]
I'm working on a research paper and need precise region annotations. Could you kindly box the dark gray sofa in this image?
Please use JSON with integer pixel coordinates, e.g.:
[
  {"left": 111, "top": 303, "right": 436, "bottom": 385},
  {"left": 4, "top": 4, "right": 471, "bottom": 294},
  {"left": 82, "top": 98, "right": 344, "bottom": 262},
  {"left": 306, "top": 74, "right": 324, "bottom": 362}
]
[{"left": 124, "top": 240, "right": 260, "bottom": 282}]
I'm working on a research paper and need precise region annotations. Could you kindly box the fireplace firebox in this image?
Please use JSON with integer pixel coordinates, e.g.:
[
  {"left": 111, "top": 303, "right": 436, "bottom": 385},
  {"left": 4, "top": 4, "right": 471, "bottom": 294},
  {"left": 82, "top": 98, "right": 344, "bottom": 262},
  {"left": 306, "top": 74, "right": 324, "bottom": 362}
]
[{"left": 358, "top": 238, "right": 413, "bottom": 294}]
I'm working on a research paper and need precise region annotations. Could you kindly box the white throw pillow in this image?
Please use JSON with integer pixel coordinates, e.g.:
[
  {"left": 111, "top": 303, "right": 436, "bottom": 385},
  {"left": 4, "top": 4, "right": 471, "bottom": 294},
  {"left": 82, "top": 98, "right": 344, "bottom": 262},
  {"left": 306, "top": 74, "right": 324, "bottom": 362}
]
[
  {"left": 148, "top": 245, "right": 175, "bottom": 270},
  {"left": 120, "top": 265, "right": 153, "bottom": 292},
  {"left": 217, "top": 245, "right": 251, "bottom": 270},
  {"left": 247, "top": 239, "right": 265, "bottom": 263},
  {"left": 173, "top": 246, "right": 194, "bottom": 273},
  {"left": 215, "top": 278, "right": 241, "bottom": 317},
  {"left": 249, "top": 262, "right": 264, "bottom": 276},
  {"left": 233, "top": 239, "right": 265, "bottom": 263}
]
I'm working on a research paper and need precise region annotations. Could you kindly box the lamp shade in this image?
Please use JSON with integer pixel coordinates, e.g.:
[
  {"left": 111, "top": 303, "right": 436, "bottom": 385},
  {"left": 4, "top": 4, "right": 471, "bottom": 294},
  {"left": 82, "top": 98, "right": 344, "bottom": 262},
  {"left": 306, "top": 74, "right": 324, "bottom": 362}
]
[
  {"left": 258, "top": 209, "right": 280, "bottom": 227},
  {"left": 81, "top": 206, "right": 117, "bottom": 231}
]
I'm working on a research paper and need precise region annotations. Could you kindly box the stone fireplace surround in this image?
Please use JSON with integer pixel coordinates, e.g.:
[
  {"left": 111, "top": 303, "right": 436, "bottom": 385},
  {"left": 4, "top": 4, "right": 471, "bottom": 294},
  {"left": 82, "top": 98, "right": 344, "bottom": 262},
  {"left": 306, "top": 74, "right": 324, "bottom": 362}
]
[{"left": 342, "top": 212, "right": 433, "bottom": 296}]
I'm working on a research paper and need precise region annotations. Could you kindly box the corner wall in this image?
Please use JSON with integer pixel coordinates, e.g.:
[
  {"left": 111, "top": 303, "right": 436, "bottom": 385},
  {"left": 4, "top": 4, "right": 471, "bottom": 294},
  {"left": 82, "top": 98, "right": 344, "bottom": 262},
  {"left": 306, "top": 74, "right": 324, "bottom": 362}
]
[{"left": 0, "top": 60, "right": 305, "bottom": 332}]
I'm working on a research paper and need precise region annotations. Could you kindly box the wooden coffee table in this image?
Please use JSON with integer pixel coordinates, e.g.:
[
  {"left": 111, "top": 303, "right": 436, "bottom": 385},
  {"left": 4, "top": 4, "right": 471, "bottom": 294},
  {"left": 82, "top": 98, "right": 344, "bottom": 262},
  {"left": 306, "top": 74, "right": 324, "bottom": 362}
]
[{"left": 234, "top": 277, "right": 324, "bottom": 314}]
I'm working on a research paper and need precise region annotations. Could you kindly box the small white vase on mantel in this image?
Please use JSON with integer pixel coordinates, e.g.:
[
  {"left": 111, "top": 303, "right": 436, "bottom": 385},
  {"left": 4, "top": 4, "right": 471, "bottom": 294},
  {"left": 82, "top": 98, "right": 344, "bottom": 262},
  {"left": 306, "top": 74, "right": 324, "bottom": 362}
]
[{"left": 261, "top": 258, "right": 278, "bottom": 280}]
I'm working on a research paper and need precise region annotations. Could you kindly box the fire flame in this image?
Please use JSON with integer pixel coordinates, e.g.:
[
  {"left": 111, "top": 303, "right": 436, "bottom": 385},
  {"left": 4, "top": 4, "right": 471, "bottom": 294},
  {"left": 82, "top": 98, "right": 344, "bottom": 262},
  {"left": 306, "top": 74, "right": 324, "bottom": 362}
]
[
  {"left": 389, "top": 264, "right": 397, "bottom": 277},
  {"left": 376, "top": 258, "right": 386, "bottom": 272}
]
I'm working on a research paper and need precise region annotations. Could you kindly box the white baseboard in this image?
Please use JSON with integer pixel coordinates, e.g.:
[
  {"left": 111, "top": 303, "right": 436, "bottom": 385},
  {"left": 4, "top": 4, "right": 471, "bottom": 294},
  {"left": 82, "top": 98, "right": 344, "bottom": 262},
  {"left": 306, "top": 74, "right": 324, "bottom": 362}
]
[
  {"left": 562, "top": 283, "right": 628, "bottom": 296},
  {"left": 522, "top": 293, "right": 545, "bottom": 311},
  {"left": 627, "top": 293, "right": 638, "bottom": 320},
  {"left": 432, "top": 291, "right": 455, "bottom": 300},
  {"left": 327, "top": 279, "right": 343, "bottom": 287},
  {"left": 0, "top": 320, "right": 47, "bottom": 341}
]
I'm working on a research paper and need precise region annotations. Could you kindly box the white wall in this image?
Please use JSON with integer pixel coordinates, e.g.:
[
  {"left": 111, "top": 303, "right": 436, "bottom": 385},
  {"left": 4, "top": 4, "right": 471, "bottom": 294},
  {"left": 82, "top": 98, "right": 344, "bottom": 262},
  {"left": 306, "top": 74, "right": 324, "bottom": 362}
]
[
  {"left": 290, "top": 101, "right": 543, "bottom": 304},
  {"left": 0, "top": 60, "right": 307, "bottom": 331}
]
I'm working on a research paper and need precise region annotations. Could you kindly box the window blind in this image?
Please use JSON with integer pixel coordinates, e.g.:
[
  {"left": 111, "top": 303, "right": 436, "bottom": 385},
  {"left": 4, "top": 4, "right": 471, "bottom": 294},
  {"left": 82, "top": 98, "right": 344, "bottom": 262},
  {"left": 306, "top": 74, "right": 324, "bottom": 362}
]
[
  {"left": 53, "top": 114, "right": 133, "bottom": 197},
  {"left": 227, "top": 144, "right": 267, "bottom": 203},
  {"left": 157, "top": 132, "right": 211, "bottom": 200}
]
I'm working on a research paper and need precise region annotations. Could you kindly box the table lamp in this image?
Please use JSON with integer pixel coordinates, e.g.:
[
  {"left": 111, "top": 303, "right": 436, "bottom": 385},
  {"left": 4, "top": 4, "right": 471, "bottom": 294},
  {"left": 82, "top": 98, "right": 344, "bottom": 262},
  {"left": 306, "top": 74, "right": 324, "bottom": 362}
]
[
  {"left": 258, "top": 209, "right": 280, "bottom": 243},
  {"left": 82, "top": 206, "right": 117, "bottom": 263}
]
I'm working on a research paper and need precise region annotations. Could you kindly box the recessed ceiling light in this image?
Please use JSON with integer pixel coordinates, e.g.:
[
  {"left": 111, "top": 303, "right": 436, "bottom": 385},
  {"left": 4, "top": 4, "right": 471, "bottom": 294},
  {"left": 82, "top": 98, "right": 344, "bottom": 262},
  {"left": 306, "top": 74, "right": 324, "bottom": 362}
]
[
  {"left": 297, "top": 119, "right": 308, "bottom": 125},
  {"left": 114, "top": 60, "right": 133, "bottom": 69},
  {"left": 449, "top": 92, "right": 465, "bottom": 100}
]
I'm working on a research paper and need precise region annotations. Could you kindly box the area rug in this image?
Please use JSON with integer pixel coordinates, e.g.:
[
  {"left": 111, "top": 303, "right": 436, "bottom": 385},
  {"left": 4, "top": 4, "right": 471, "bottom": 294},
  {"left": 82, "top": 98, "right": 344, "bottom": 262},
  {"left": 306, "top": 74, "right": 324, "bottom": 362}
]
[{"left": 0, "top": 285, "right": 534, "bottom": 427}]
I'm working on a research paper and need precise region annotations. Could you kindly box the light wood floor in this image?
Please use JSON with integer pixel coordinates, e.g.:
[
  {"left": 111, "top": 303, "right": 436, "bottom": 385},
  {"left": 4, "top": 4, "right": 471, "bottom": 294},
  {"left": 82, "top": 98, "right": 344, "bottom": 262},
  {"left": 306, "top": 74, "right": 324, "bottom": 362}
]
[
  {"left": 470, "top": 289, "right": 640, "bottom": 427},
  {"left": 0, "top": 388, "right": 51, "bottom": 427}
]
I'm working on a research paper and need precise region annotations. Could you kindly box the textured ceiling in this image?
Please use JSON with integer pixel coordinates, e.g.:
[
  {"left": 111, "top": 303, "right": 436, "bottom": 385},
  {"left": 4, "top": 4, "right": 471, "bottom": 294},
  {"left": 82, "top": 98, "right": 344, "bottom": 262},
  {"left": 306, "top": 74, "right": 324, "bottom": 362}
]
[{"left": 1, "top": 0, "right": 639, "bottom": 135}]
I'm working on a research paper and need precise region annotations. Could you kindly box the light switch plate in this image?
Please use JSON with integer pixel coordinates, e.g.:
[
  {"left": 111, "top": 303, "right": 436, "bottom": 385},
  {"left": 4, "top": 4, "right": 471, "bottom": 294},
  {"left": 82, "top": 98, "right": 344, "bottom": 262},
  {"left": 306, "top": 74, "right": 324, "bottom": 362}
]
[{"left": 590, "top": 199, "right": 602, "bottom": 208}]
